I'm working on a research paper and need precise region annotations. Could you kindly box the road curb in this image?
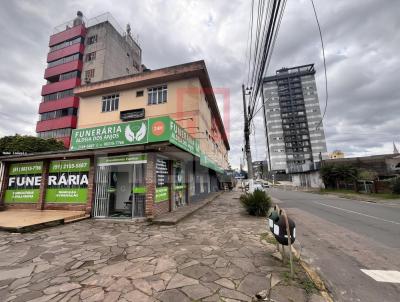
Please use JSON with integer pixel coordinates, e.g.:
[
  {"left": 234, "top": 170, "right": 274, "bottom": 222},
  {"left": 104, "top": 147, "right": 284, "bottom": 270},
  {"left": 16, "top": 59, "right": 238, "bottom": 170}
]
[
  {"left": 270, "top": 194, "right": 334, "bottom": 302},
  {"left": 291, "top": 245, "right": 334, "bottom": 302}
]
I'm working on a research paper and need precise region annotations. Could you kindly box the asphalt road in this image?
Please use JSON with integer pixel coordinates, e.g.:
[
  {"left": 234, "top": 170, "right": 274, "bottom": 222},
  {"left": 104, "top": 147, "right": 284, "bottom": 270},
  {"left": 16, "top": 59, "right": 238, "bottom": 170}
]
[{"left": 267, "top": 188, "right": 400, "bottom": 302}]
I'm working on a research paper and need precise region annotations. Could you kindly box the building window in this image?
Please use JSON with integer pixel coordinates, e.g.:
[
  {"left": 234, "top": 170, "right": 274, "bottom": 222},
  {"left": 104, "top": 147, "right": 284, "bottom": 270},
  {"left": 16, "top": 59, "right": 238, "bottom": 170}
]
[
  {"left": 48, "top": 53, "right": 80, "bottom": 68},
  {"left": 148, "top": 85, "right": 167, "bottom": 105},
  {"left": 38, "top": 128, "right": 72, "bottom": 139},
  {"left": 85, "top": 52, "right": 96, "bottom": 62},
  {"left": 59, "top": 71, "right": 79, "bottom": 81},
  {"left": 43, "top": 89, "right": 74, "bottom": 102},
  {"left": 49, "top": 37, "right": 83, "bottom": 52},
  {"left": 101, "top": 94, "right": 119, "bottom": 112},
  {"left": 136, "top": 90, "right": 144, "bottom": 97},
  {"left": 40, "top": 108, "right": 77, "bottom": 121},
  {"left": 87, "top": 35, "right": 97, "bottom": 45},
  {"left": 85, "top": 69, "right": 95, "bottom": 79}
]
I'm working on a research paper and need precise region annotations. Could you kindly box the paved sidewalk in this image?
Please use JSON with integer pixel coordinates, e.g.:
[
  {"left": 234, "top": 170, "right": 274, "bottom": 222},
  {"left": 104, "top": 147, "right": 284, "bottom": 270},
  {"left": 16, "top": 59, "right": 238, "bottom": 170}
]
[{"left": 0, "top": 191, "right": 323, "bottom": 302}]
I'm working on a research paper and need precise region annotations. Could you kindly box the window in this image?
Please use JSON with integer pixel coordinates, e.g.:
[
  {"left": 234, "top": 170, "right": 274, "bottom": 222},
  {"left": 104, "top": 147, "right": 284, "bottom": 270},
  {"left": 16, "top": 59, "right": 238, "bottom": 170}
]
[
  {"left": 38, "top": 128, "right": 72, "bottom": 139},
  {"left": 43, "top": 89, "right": 74, "bottom": 102},
  {"left": 148, "top": 85, "right": 167, "bottom": 104},
  {"left": 87, "top": 35, "right": 97, "bottom": 45},
  {"left": 49, "top": 37, "right": 83, "bottom": 52},
  {"left": 102, "top": 94, "right": 119, "bottom": 112},
  {"left": 48, "top": 53, "right": 80, "bottom": 68},
  {"left": 40, "top": 108, "right": 77, "bottom": 121},
  {"left": 136, "top": 90, "right": 144, "bottom": 97},
  {"left": 59, "top": 71, "right": 79, "bottom": 81},
  {"left": 85, "top": 69, "right": 95, "bottom": 79},
  {"left": 85, "top": 52, "right": 96, "bottom": 62}
]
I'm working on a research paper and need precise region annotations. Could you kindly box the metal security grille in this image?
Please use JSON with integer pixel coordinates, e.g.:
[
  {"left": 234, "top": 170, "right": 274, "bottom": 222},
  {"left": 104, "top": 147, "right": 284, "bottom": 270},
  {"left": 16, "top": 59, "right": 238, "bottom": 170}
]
[
  {"left": 93, "top": 166, "right": 111, "bottom": 217},
  {"left": 133, "top": 194, "right": 145, "bottom": 217}
]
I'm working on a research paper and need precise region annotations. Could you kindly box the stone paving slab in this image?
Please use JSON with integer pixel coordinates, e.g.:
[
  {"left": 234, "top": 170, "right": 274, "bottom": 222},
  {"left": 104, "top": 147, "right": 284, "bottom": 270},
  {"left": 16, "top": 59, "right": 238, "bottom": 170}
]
[
  {"left": 0, "top": 191, "right": 325, "bottom": 301},
  {"left": 152, "top": 192, "right": 222, "bottom": 225}
]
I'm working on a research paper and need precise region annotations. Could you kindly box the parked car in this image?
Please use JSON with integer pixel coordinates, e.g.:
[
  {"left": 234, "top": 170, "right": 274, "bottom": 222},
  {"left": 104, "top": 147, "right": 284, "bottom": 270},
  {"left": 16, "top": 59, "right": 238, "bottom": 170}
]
[{"left": 253, "top": 183, "right": 265, "bottom": 192}]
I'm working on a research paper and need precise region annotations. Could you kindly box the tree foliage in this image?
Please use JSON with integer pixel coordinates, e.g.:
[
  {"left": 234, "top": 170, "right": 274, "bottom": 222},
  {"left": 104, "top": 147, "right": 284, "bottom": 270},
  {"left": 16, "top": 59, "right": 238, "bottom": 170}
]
[
  {"left": 320, "top": 164, "right": 359, "bottom": 188},
  {"left": 0, "top": 135, "right": 66, "bottom": 154},
  {"left": 392, "top": 178, "right": 400, "bottom": 195}
]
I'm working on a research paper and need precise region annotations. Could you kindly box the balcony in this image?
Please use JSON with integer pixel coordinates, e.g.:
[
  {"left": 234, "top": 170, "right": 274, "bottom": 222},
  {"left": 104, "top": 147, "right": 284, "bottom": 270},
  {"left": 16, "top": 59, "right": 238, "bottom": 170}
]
[
  {"left": 49, "top": 24, "right": 86, "bottom": 47},
  {"left": 36, "top": 116, "right": 77, "bottom": 132},
  {"left": 41, "top": 78, "right": 81, "bottom": 96},
  {"left": 44, "top": 60, "right": 82, "bottom": 79},
  {"left": 47, "top": 43, "right": 84, "bottom": 63},
  {"left": 38, "top": 96, "right": 79, "bottom": 114}
]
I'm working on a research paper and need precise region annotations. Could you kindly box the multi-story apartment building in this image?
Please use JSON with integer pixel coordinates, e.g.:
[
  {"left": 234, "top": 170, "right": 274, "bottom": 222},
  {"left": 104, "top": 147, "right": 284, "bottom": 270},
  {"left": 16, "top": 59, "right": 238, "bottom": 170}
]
[
  {"left": 36, "top": 12, "right": 142, "bottom": 147},
  {"left": 263, "top": 64, "right": 328, "bottom": 173}
]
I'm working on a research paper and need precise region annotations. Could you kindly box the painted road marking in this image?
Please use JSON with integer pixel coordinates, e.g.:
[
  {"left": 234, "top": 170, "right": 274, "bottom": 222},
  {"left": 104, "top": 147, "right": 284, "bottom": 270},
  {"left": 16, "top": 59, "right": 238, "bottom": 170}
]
[
  {"left": 313, "top": 201, "right": 400, "bottom": 225},
  {"left": 361, "top": 270, "right": 400, "bottom": 283}
]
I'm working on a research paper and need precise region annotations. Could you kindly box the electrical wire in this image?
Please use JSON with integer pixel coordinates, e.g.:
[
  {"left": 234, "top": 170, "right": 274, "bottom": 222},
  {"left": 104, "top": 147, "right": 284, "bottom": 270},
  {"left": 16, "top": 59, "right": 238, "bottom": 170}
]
[
  {"left": 310, "top": 0, "right": 328, "bottom": 131},
  {"left": 246, "top": 0, "right": 255, "bottom": 85}
]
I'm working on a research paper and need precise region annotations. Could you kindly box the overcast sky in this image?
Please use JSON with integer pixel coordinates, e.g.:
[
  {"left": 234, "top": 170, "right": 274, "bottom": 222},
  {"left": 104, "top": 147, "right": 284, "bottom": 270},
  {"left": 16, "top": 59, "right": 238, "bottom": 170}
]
[{"left": 0, "top": 0, "right": 399, "bottom": 169}]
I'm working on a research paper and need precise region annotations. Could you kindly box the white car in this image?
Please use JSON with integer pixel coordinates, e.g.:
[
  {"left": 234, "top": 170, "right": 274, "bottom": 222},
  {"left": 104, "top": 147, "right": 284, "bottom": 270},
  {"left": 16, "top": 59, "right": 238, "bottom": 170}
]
[{"left": 253, "top": 183, "right": 265, "bottom": 192}]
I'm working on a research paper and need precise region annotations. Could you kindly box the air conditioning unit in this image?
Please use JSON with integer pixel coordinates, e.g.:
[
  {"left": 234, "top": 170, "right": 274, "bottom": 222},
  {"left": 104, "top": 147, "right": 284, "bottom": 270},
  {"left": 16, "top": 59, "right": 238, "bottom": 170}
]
[{"left": 84, "top": 77, "right": 91, "bottom": 84}]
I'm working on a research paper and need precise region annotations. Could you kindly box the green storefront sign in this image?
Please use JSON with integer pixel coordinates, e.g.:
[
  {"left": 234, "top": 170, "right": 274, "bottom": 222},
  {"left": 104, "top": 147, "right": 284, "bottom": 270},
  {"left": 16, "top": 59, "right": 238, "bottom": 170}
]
[
  {"left": 70, "top": 116, "right": 223, "bottom": 173},
  {"left": 97, "top": 154, "right": 147, "bottom": 166},
  {"left": 45, "top": 159, "right": 90, "bottom": 204},
  {"left": 155, "top": 186, "right": 169, "bottom": 203},
  {"left": 5, "top": 161, "right": 43, "bottom": 203},
  {"left": 70, "top": 120, "right": 148, "bottom": 151}
]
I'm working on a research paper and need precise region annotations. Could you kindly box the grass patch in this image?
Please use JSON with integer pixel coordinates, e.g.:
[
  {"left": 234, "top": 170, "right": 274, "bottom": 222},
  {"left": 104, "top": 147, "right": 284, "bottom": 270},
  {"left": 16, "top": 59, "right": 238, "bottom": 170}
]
[
  {"left": 280, "top": 261, "right": 318, "bottom": 296},
  {"left": 299, "top": 277, "right": 318, "bottom": 295},
  {"left": 319, "top": 189, "right": 400, "bottom": 200},
  {"left": 260, "top": 232, "right": 278, "bottom": 245}
]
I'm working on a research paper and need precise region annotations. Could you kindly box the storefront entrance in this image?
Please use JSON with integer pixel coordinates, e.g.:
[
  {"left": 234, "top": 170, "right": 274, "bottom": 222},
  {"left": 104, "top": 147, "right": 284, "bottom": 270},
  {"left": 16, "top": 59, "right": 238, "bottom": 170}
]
[{"left": 93, "top": 154, "right": 146, "bottom": 219}]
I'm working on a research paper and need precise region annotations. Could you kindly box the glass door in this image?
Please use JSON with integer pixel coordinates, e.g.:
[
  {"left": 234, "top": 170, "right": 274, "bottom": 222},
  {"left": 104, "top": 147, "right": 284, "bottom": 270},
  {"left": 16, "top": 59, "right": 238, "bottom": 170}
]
[{"left": 131, "top": 163, "right": 146, "bottom": 217}]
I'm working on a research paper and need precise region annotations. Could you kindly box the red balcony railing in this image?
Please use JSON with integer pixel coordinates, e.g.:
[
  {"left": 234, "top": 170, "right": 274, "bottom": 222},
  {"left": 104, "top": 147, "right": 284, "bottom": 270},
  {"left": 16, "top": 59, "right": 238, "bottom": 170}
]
[
  {"left": 41, "top": 78, "right": 81, "bottom": 96},
  {"left": 38, "top": 96, "right": 79, "bottom": 114},
  {"left": 36, "top": 116, "right": 77, "bottom": 132},
  {"left": 47, "top": 43, "right": 84, "bottom": 63},
  {"left": 49, "top": 24, "right": 86, "bottom": 47},
  {"left": 44, "top": 60, "right": 82, "bottom": 79}
]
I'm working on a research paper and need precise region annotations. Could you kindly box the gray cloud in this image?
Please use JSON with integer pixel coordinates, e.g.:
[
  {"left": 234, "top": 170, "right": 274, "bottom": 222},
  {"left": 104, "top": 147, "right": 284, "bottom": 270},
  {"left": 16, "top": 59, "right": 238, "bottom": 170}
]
[{"left": 0, "top": 0, "right": 399, "bottom": 169}]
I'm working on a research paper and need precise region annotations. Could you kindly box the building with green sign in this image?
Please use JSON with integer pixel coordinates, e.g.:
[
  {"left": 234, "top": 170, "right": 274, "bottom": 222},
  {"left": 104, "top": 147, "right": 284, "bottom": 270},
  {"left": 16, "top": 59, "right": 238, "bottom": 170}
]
[{"left": 0, "top": 61, "right": 231, "bottom": 219}]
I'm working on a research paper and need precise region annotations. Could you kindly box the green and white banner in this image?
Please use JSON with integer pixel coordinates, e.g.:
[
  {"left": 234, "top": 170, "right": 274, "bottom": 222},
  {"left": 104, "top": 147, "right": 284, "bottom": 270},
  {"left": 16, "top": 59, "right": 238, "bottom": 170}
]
[
  {"left": 70, "top": 116, "right": 223, "bottom": 173},
  {"left": 70, "top": 120, "right": 148, "bottom": 151},
  {"left": 155, "top": 186, "right": 169, "bottom": 203},
  {"left": 45, "top": 159, "right": 90, "bottom": 204},
  {"left": 5, "top": 161, "right": 43, "bottom": 203},
  {"left": 97, "top": 154, "right": 147, "bottom": 166}
]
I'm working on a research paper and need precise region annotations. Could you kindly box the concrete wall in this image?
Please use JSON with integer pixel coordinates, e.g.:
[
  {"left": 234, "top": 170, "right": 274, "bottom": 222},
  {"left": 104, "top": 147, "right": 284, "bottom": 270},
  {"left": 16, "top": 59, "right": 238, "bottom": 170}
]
[
  {"left": 82, "top": 21, "right": 141, "bottom": 84},
  {"left": 291, "top": 170, "right": 324, "bottom": 188}
]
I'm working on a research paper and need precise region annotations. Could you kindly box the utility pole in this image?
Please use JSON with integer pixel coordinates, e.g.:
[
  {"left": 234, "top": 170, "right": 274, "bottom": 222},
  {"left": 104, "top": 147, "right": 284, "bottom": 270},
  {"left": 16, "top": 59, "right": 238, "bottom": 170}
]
[
  {"left": 242, "top": 84, "right": 254, "bottom": 186},
  {"left": 261, "top": 81, "right": 272, "bottom": 172}
]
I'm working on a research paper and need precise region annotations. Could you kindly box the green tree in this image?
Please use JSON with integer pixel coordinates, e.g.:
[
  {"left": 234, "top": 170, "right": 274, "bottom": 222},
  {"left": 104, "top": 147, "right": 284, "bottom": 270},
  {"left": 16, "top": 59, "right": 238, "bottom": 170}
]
[
  {"left": 358, "top": 169, "right": 378, "bottom": 181},
  {"left": 0, "top": 135, "right": 66, "bottom": 154},
  {"left": 320, "top": 164, "right": 359, "bottom": 189}
]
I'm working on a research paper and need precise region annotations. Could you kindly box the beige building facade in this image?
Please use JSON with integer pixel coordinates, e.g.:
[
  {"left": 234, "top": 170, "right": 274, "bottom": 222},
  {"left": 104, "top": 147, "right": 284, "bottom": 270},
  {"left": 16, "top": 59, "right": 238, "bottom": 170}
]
[{"left": 76, "top": 61, "right": 229, "bottom": 169}]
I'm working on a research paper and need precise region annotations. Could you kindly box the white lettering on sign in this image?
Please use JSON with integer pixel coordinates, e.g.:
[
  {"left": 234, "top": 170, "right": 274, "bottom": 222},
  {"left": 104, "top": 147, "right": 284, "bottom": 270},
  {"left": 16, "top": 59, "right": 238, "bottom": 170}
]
[
  {"left": 8, "top": 176, "right": 42, "bottom": 187},
  {"left": 48, "top": 174, "right": 89, "bottom": 186}
]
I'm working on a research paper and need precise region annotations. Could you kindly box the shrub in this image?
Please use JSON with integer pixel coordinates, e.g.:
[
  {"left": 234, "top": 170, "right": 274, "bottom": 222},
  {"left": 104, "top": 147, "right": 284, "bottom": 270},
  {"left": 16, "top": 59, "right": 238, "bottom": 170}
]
[
  {"left": 240, "top": 189, "right": 272, "bottom": 216},
  {"left": 392, "top": 178, "right": 400, "bottom": 195}
]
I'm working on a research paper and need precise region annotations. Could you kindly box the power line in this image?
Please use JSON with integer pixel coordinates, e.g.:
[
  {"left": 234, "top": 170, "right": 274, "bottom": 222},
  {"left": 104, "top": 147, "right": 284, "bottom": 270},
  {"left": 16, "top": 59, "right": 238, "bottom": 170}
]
[
  {"left": 246, "top": 0, "right": 255, "bottom": 85},
  {"left": 310, "top": 0, "right": 328, "bottom": 131}
]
